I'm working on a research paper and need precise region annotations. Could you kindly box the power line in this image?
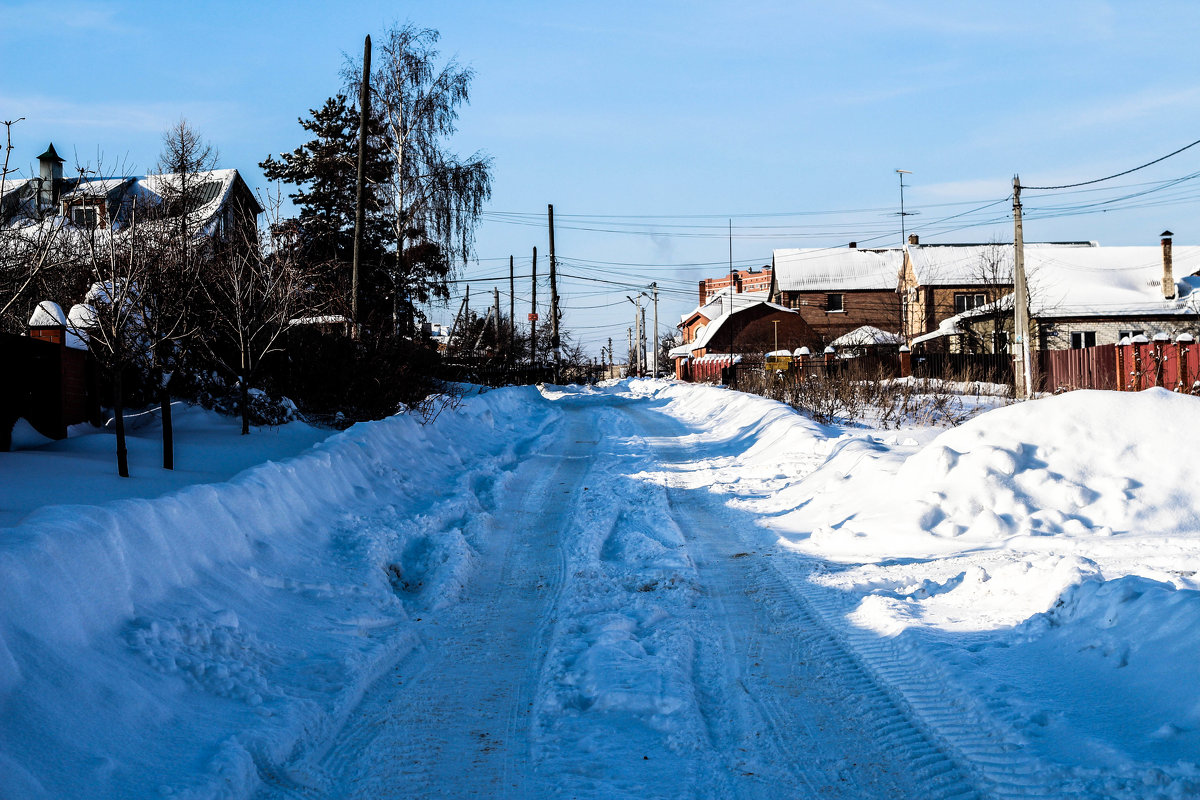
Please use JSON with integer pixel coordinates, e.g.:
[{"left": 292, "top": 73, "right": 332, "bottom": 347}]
[{"left": 1023, "top": 137, "right": 1200, "bottom": 191}]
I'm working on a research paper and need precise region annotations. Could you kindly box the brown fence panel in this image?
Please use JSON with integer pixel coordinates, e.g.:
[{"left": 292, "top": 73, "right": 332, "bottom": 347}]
[{"left": 1039, "top": 344, "right": 1117, "bottom": 392}]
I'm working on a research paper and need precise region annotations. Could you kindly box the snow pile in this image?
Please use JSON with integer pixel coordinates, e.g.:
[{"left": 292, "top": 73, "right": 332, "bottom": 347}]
[
  {"left": 0, "top": 387, "right": 559, "bottom": 800},
  {"left": 643, "top": 380, "right": 1200, "bottom": 796}
]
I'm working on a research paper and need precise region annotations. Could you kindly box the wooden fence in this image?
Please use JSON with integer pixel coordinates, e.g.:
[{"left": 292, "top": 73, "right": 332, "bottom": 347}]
[
  {"left": 1, "top": 331, "right": 99, "bottom": 449},
  {"left": 1038, "top": 344, "right": 1118, "bottom": 392}
]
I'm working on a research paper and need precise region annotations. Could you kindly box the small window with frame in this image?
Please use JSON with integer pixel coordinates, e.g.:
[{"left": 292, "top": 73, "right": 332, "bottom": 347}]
[
  {"left": 1070, "top": 331, "right": 1096, "bottom": 349},
  {"left": 826, "top": 293, "right": 844, "bottom": 313},
  {"left": 71, "top": 205, "right": 99, "bottom": 228},
  {"left": 954, "top": 292, "right": 986, "bottom": 314}
]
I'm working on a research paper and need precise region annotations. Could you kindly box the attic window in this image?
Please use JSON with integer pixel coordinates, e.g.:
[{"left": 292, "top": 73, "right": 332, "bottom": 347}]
[
  {"left": 826, "top": 293, "right": 844, "bottom": 313},
  {"left": 71, "top": 205, "right": 100, "bottom": 228}
]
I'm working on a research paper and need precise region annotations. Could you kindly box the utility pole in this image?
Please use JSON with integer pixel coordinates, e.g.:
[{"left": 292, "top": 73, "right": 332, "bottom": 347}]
[
  {"left": 493, "top": 287, "right": 501, "bottom": 354},
  {"left": 1012, "top": 176, "right": 1032, "bottom": 399},
  {"left": 640, "top": 306, "right": 647, "bottom": 377},
  {"left": 508, "top": 255, "right": 515, "bottom": 361},
  {"left": 548, "top": 204, "right": 561, "bottom": 367},
  {"left": 350, "top": 34, "right": 371, "bottom": 340},
  {"left": 530, "top": 246, "right": 538, "bottom": 368},
  {"left": 651, "top": 282, "right": 659, "bottom": 378},
  {"left": 608, "top": 337, "right": 613, "bottom": 377},
  {"left": 627, "top": 327, "right": 634, "bottom": 377}
]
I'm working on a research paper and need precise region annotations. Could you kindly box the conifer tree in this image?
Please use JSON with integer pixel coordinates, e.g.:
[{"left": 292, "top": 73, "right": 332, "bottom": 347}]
[{"left": 259, "top": 95, "right": 394, "bottom": 322}]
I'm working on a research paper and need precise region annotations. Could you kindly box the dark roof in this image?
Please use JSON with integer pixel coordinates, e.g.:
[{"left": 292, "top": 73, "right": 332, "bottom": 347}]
[{"left": 36, "top": 143, "right": 64, "bottom": 164}]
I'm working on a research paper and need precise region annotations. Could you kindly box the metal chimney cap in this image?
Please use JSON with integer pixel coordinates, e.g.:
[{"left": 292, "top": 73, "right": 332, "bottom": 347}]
[
  {"left": 1161, "top": 230, "right": 1174, "bottom": 238},
  {"left": 36, "top": 143, "right": 64, "bottom": 163}
]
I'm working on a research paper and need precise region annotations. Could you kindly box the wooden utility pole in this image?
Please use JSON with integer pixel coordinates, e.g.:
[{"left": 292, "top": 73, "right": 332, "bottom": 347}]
[
  {"left": 508, "top": 255, "right": 515, "bottom": 360},
  {"left": 350, "top": 34, "right": 371, "bottom": 340},
  {"left": 640, "top": 306, "right": 647, "bottom": 377},
  {"left": 493, "top": 287, "right": 501, "bottom": 353},
  {"left": 530, "top": 246, "right": 538, "bottom": 368},
  {"left": 1012, "top": 176, "right": 1032, "bottom": 399},
  {"left": 548, "top": 204, "right": 560, "bottom": 366},
  {"left": 628, "top": 327, "right": 633, "bottom": 377},
  {"left": 651, "top": 282, "right": 659, "bottom": 377}
]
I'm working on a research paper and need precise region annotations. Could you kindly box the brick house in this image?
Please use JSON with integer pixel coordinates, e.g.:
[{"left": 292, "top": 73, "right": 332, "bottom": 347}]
[
  {"left": 769, "top": 244, "right": 903, "bottom": 346},
  {"left": 670, "top": 293, "right": 815, "bottom": 379}
]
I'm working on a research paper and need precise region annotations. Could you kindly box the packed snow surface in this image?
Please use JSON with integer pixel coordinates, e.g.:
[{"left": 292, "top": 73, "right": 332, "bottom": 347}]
[{"left": 1, "top": 381, "right": 1198, "bottom": 799}]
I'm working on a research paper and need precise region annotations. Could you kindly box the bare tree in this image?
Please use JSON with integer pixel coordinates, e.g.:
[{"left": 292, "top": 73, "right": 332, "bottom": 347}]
[
  {"left": 200, "top": 188, "right": 313, "bottom": 435},
  {"left": 67, "top": 165, "right": 151, "bottom": 478},
  {"left": 144, "top": 120, "right": 220, "bottom": 468},
  {"left": 967, "top": 239, "right": 1014, "bottom": 354}
]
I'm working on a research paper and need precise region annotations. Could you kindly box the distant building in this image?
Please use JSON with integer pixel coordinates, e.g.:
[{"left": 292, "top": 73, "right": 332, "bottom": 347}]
[{"left": 698, "top": 265, "right": 773, "bottom": 305}]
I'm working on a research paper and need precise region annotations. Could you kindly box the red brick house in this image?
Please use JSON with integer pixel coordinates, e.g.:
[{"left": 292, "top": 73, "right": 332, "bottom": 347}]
[{"left": 769, "top": 244, "right": 903, "bottom": 346}]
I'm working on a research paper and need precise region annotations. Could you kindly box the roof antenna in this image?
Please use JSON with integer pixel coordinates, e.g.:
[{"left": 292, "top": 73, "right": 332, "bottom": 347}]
[{"left": 895, "top": 169, "right": 916, "bottom": 246}]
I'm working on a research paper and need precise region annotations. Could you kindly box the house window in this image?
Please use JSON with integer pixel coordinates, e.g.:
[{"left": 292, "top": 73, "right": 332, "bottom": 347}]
[
  {"left": 1118, "top": 330, "right": 1144, "bottom": 341},
  {"left": 71, "top": 205, "right": 100, "bottom": 228},
  {"left": 826, "top": 293, "right": 844, "bottom": 313},
  {"left": 1070, "top": 331, "right": 1096, "bottom": 349},
  {"left": 954, "top": 293, "right": 986, "bottom": 314}
]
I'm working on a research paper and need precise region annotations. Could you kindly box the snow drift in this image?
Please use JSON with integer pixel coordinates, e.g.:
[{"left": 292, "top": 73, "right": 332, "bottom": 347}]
[{"left": 0, "top": 387, "right": 559, "bottom": 800}]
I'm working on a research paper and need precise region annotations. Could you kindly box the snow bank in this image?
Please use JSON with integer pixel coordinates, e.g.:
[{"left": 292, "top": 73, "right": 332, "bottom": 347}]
[
  {"left": 0, "top": 386, "right": 560, "bottom": 800},
  {"left": 640, "top": 380, "right": 1200, "bottom": 796}
]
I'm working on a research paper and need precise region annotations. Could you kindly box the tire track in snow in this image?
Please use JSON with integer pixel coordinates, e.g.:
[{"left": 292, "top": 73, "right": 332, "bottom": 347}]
[
  {"left": 628, "top": 401, "right": 1062, "bottom": 800},
  {"left": 253, "top": 410, "right": 588, "bottom": 799}
]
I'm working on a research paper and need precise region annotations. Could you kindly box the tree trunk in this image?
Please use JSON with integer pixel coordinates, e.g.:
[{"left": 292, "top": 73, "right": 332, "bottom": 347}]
[
  {"left": 160, "top": 383, "right": 174, "bottom": 470},
  {"left": 114, "top": 368, "right": 130, "bottom": 478},
  {"left": 240, "top": 376, "right": 250, "bottom": 436}
]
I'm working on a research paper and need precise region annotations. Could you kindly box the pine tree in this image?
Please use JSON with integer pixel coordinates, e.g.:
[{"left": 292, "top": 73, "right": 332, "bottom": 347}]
[{"left": 260, "top": 95, "right": 394, "bottom": 322}]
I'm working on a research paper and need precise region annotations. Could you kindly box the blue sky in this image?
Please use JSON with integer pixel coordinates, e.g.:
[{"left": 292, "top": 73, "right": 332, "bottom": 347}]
[{"left": 5, "top": 0, "right": 1200, "bottom": 354}]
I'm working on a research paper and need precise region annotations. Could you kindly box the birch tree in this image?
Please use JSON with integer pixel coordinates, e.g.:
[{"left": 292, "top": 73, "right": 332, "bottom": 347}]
[{"left": 344, "top": 23, "right": 492, "bottom": 334}]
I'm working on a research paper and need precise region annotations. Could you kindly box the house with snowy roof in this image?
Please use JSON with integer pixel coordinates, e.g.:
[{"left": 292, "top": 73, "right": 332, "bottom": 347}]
[
  {"left": 0, "top": 143, "right": 262, "bottom": 244},
  {"left": 670, "top": 288, "right": 814, "bottom": 380},
  {"left": 921, "top": 233, "right": 1200, "bottom": 352},
  {"left": 769, "top": 244, "right": 904, "bottom": 346}
]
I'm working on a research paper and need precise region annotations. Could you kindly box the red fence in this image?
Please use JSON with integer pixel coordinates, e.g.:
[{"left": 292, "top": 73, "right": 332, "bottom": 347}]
[
  {"left": 1114, "top": 336, "right": 1197, "bottom": 392},
  {"left": 1037, "top": 338, "right": 1198, "bottom": 394}
]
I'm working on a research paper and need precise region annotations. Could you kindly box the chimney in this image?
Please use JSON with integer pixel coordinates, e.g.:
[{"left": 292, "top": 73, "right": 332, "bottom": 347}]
[
  {"left": 699, "top": 280, "right": 707, "bottom": 306},
  {"left": 908, "top": 234, "right": 919, "bottom": 245},
  {"left": 1162, "top": 230, "right": 1175, "bottom": 300},
  {"left": 36, "top": 143, "right": 65, "bottom": 208},
  {"left": 848, "top": 241, "right": 857, "bottom": 249}
]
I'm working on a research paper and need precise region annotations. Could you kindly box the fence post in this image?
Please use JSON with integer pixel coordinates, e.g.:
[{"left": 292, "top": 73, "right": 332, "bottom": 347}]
[
  {"left": 898, "top": 345, "right": 911, "bottom": 378},
  {"left": 1153, "top": 333, "right": 1169, "bottom": 388},
  {"left": 1178, "top": 333, "right": 1194, "bottom": 393},
  {"left": 1116, "top": 338, "right": 1127, "bottom": 392}
]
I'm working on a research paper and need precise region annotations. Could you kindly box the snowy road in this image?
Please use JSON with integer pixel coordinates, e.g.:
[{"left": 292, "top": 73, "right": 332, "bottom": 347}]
[{"left": 256, "top": 393, "right": 978, "bottom": 800}]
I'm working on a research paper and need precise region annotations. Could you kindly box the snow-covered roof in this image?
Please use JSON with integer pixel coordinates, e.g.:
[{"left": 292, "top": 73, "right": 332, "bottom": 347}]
[
  {"left": 905, "top": 242, "right": 1095, "bottom": 286},
  {"left": 1026, "top": 245, "right": 1200, "bottom": 318},
  {"left": 953, "top": 245, "right": 1200, "bottom": 321},
  {"left": 1, "top": 168, "right": 260, "bottom": 234},
  {"left": 830, "top": 325, "right": 904, "bottom": 347},
  {"left": 681, "top": 288, "right": 770, "bottom": 326},
  {"left": 773, "top": 247, "right": 903, "bottom": 292},
  {"left": 911, "top": 316, "right": 966, "bottom": 346},
  {"left": 671, "top": 296, "right": 796, "bottom": 357}
]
